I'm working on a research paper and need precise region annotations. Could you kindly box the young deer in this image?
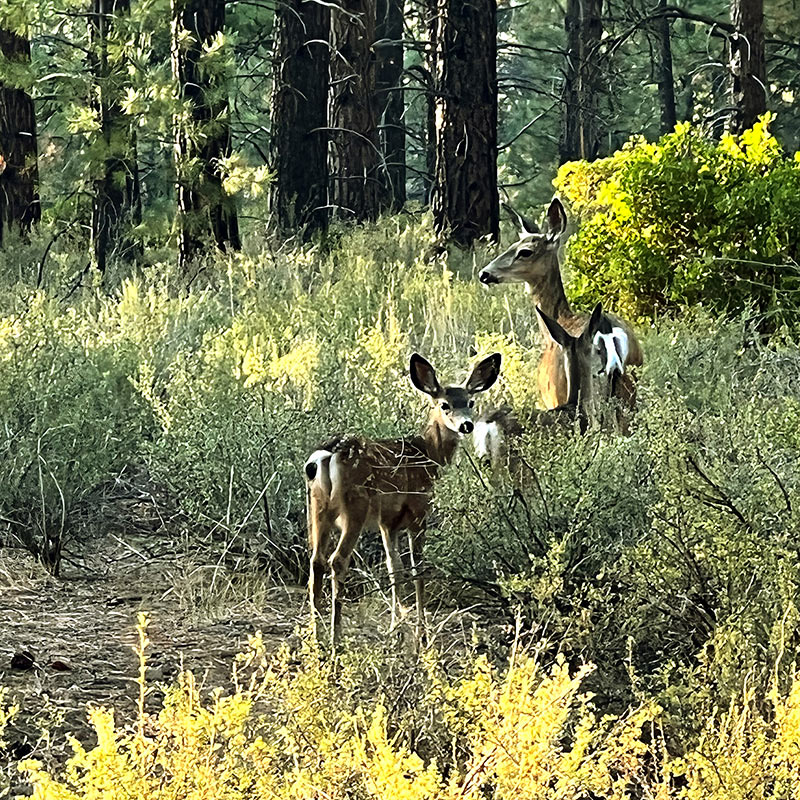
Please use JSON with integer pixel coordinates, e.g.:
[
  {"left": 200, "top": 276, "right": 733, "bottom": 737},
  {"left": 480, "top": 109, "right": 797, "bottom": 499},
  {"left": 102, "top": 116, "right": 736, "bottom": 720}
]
[
  {"left": 474, "top": 303, "right": 613, "bottom": 469},
  {"left": 305, "top": 352, "right": 502, "bottom": 645},
  {"left": 477, "top": 198, "right": 642, "bottom": 418}
]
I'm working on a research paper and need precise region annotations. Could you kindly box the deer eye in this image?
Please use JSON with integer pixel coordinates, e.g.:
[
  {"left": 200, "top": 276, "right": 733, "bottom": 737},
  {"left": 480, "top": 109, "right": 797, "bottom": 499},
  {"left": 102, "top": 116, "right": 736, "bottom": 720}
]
[
  {"left": 516, "top": 248, "right": 533, "bottom": 259},
  {"left": 440, "top": 402, "right": 450, "bottom": 411},
  {"left": 468, "top": 400, "right": 475, "bottom": 408}
]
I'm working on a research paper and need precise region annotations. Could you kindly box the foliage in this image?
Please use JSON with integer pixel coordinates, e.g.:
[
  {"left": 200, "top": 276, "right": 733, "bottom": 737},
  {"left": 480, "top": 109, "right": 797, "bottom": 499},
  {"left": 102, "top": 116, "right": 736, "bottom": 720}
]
[
  {"left": 555, "top": 117, "right": 800, "bottom": 325},
  {"left": 17, "top": 614, "right": 800, "bottom": 799},
  {"left": 0, "top": 216, "right": 799, "bottom": 788}
]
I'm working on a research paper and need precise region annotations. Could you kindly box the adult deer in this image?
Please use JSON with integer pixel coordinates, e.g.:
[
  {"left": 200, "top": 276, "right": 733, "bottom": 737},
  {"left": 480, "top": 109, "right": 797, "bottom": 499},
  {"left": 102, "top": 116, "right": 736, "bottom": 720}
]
[
  {"left": 477, "top": 198, "right": 642, "bottom": 418},
  {"left": 305, "top": 352, "right": 502, "bottom": 646},
  {"left": 474, "top": 303, "right": 612, "bottom": 468}
]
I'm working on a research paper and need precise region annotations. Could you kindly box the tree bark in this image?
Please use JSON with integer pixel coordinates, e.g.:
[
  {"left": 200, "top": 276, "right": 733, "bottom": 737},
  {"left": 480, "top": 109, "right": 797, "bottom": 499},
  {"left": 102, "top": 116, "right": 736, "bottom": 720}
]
[
  {"left": 729, "top": 0, "right": 766, "bottom": 133},
  {"left": 0, "top": 26, "right": 40, "bottom": 245},
  {"left": 654, "top": 0, "right": 677, "bottom": 134},
  {"left": 171, "top": 0, "right": 240, "bottom": 273},
  {"left": 430, "top": 0, "right": 498, "bottom": 247},
  {"left": 329, "top": 0, "right": 381, "bottom": 222},
  {"left": 270, "top": 0, "right": 330, "bottom": 235},
  {"left": 559, "top": 0, "right": 604, "bottom": 163},
  {"left": 89, "top": 0, "right": 140, "bottom": 273},
  {"left": 375, "top": 0, "right": 405, "bottom": 211}
]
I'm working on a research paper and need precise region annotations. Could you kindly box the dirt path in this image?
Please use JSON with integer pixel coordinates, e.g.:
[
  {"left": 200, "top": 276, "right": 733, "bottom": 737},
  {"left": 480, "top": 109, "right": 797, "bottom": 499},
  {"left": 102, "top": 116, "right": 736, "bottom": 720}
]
[{"left": 0, "top": 526, "right": 305, "bottom": 789}]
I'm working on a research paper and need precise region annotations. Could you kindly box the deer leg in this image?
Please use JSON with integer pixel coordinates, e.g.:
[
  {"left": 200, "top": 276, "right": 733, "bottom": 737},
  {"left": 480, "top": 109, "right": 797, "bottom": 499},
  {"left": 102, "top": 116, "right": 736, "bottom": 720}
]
[
  {"left": 307, "top": 486, "right": 332, "bottom": 637},
  {"left": 407, "top": 527, "right": 426, "bottom": 646},
  {"left": 308, "top": 527, "right": 331, "bottom": 637},
  {"left": 328, "top": 513, "right": 365, "bottom": 648},
  {"left": 380, "top": 526, "right": 404, "bottom": 630}
]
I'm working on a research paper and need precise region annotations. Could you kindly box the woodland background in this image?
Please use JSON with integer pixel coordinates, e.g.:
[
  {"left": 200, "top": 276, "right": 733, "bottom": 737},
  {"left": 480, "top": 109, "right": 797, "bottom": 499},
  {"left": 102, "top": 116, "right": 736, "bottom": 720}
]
[{"left": 2, "top": 1, "right": 800, "bottom": 798}]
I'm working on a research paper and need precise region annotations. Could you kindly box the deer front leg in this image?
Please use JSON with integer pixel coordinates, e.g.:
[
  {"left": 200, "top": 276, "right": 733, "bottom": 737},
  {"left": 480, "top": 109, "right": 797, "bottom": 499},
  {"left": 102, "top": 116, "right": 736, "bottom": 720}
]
[
  {"left": 380, "top": 526, "right": 404, "bottom": 630},
  {"left": 407, "top": 527, "right": 426, "bottom": 647}
]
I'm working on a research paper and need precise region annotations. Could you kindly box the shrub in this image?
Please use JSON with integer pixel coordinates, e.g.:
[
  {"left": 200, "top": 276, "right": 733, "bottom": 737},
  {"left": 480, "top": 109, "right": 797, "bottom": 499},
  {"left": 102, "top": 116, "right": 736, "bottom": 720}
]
[{"left": 554, "top": 116, "right": 800, "bottom": 327}]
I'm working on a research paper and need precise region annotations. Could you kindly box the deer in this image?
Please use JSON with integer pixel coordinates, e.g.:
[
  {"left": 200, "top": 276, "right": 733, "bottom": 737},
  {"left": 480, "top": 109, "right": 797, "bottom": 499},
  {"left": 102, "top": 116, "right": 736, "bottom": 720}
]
[
  {"left": 474, "top": 303, "right": 613, "bottom": 470},
  {"left": 304, "top": 351, "right": 502, "bottom": 647},
  {"left": 477, "top": 197, "right": 642, "bottom": 425}
]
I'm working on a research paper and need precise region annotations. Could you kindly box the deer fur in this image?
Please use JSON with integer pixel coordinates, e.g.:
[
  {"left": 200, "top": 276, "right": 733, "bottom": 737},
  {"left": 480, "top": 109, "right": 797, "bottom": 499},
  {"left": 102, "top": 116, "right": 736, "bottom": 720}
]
[
  {"left": 474, "top": 303, "right": 611, "bottom": 470},
  {"left": 478, "top": 198, "right": 643, "bottom": 415},
  {"left": 305, "top": 352, "right": 501, "bottom": 646}
]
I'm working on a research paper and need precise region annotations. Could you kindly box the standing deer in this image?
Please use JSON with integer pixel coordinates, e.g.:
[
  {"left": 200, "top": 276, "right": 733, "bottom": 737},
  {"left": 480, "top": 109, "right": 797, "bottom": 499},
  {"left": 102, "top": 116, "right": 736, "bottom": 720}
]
[
  {"left": 305, "top": 352, "right": 502, "bottom": 645},
  {"left": 474, "top": 303, "right": 612, "bottom": 468},
  {"left": 477, "top": 198, "right": 642, "bottom": 418}
]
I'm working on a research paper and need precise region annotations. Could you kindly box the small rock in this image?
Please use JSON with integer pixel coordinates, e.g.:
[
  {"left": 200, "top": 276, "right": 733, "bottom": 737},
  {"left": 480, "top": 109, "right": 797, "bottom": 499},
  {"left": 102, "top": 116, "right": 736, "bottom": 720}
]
[
  {"left": 50, "top": 659, "right": 72, "bottom": 671},
  {"left": 10, "top": 650, "right": 35, "bottom": 670}
]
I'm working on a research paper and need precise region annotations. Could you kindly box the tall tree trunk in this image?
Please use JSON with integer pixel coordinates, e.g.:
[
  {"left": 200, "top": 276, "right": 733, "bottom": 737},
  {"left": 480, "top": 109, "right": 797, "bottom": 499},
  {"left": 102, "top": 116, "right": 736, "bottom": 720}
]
[
  {"left": 171, "top": 0, "right": 240, "bottom": 273},
  {"left": 560, "top": 0, "right": 604, "bottom": 163},
  {"left": 375, "top": 0, "right": 405, "bottom": 211},
  {"left": 430, "top": 0, "right": 498, "bottom": 247},
  {"left": 329, "top": 0, "right": 381, "bottom": 221},
  {"left": 270, "top": 0, "right": 330, "bottom": 235},
  {"left": 89, "top": 0, "right": 140, "bottom": 273},
  {"left": 0, "top": 26, "right": 40, "bottom": 245},
  {"left": 654, "top": 0, "right": 677, "bottom": 133},
  {"left": 729, "top": 0, "right": 766, "bottom": 133}
]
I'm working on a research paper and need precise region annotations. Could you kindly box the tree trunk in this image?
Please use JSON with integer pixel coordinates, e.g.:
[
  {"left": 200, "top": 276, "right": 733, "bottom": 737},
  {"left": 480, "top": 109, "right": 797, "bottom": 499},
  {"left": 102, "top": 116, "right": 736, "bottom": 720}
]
[
  {"left": 430, "top": 0, "right": 498, "bottom": 247},
  {"left": 655, "top": 0, "right": 677, "bottom": 134},
  {"left": 171, "top": 0, "right": 240, "bottom": 273},
  {"left": 270, "top": 0, "right": 330, "bottom": 235},
  {"left": 375, "top": 0, "right": 405, "bottom": 211},
  {"left": 0, "top": 27, "right": 40, "bottom": 245},
  {"left": 329, "top": 0, "right": 381, "bottom": 221},
  {"left": 89, "top": 0, "right": 140, "bottom": 273},
  {"left": 730, "top": 0, "right": 766, "bottom": 133},
  {"left": 560, "top": 0, "right": 604, "bottom": 163}
]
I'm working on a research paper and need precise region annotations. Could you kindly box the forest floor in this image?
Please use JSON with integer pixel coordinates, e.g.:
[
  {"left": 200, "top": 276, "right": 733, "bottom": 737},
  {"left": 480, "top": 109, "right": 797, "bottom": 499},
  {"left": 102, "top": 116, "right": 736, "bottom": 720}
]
[
  {"left": 0, "top": 484, "right": 497, "bottom": 794},
  {"left": 0, "top": 522, "right": 304, "bottom": 785}
]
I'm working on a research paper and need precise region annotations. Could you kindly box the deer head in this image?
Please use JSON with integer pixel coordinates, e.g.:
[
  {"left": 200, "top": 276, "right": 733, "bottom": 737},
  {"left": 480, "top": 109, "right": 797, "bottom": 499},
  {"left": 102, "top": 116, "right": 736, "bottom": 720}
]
[
  {"left": 478, "top": 198, "right": 567, "bottom": 286},
  {"left": 536, "top": 303, "right": 608, "bottom": 422},
  {"left": 410, "top": 352, "right": 502, "bottom": 436}
]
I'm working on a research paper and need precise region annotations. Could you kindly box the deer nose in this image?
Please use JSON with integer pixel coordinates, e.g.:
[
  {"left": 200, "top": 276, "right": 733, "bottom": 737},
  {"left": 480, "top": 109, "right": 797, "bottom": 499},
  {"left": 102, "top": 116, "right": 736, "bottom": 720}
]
[
  {"left": 479, "top": 269, "right": 499, "bottom": 285},
  {"left": 459, "top": 421, "right": 474, "bottom": 434}
]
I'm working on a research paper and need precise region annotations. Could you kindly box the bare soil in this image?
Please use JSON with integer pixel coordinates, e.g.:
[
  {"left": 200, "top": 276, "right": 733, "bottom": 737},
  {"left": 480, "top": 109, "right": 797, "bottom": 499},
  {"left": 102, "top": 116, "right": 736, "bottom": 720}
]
[{"left": 0, "top": 521, "right": 305, "bottom": 793}]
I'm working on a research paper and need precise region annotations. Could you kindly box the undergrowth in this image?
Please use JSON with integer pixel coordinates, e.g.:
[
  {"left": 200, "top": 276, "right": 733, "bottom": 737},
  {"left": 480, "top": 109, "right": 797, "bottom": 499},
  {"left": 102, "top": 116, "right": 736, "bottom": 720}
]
[{"left": 13, "top": 614, "right": 800, "bottom": 800}]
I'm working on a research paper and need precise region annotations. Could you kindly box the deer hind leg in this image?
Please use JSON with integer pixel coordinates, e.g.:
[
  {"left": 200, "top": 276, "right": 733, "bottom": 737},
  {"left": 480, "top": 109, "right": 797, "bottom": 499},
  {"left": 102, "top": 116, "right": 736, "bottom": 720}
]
[
  {"left": 407, "top": 526, "right": 426, "bottom": 646},
  {"left": 307, "top": 490, "right": 333, "bottom": 636},
  {"left": 380, "top": 525, "right": 404, "bottom": 630},
  {"left": 328, "top": 509, "right": 367, "bottom": 647}
]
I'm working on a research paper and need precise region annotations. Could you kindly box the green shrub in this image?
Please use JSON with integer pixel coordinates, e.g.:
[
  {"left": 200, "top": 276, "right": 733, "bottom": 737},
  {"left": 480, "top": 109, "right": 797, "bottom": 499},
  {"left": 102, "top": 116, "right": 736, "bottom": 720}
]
[
  {"left": 429, "top": 309, "right": 800, "bottom": 732},
  {"left": 555, "top": 116, "right": 800, "bottom": 327}
]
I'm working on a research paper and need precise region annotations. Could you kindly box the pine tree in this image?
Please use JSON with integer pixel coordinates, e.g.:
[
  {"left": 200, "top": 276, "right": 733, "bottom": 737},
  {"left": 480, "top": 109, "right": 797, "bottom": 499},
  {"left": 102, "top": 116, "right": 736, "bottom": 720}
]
[
  {"left": 0, "top": 24, "right": 40, "bottom": 244},
  {"left": 430, "top": 0, "right": 498, "bottom": 246},
  {"left": 270, "top": 0, "right": 330, "bottom": 234},
  {"left": 171, "top": 0, "right": 240, "bottom": 272}
]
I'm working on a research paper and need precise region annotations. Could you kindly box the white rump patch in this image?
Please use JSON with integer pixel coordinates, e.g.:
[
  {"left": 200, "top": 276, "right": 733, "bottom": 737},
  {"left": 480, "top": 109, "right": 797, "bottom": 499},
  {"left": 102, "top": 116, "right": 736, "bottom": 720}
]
[
  {"left": 474, "top": 420, "right": 503, "bottom": 464},
  {"left": 593, "top": 327, "right": 629, "bottom": 376},
  {"left": 328, "top": 452, "right": 342, "bottom": 503},
  {"left": 305, "top": 450, "right": 333, "bottom": 497}
]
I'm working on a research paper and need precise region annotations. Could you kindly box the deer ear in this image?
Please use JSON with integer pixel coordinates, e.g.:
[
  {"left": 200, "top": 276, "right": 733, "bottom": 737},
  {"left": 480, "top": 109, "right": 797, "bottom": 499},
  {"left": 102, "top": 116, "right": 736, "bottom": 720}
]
[
  {"left": 502, "top": 202, "right": 539, "bottom": 235},
  {"left": 584, "top": 302, "right": 605, "bottom": 338},
  {"left": 537, "top": 306, "right": 572, "bottom": 348},
  {"left": 465, "top": 353, "right": 502, "bottom": 394},
  {"left": 409, "top": 353, "right": 442, "bottom": 397},
  {"left": 545, "top": 197, "right": 567, "bottom": 239}
]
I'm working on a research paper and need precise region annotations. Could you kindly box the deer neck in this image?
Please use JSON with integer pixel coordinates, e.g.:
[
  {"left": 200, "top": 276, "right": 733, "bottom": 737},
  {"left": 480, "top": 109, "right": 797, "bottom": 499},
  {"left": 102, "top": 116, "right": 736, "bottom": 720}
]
[
  {"left": 422, "top": 414, "right": 461, "bottom": 467},
  {"left": 526, "top": 254, "right": 573, "bottom": 337}
]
